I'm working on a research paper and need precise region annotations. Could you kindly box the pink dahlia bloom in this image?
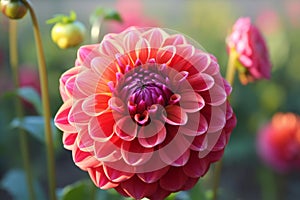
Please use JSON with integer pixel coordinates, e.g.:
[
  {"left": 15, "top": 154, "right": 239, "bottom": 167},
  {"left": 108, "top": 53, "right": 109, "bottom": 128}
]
[
  {"left": 257, "top": 113, "right": 300, "bottom": 173},
  {"left": 55, "top": 27, "right": 236, "bottom": 199},
  {"left": 226, "top": 17, "right": 272, "bottom": 85}
]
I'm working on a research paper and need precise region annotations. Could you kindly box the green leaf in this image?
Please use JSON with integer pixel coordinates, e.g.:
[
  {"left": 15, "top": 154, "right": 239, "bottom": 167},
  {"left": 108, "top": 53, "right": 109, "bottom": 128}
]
[
  {"left": 58, "top": 180, "right": 97, "bottom": 200},
  {"left": 46, "top": 11, "right": 78, "bottom": 24},
  {"left": 17, "top": 87, "right": 43, "bottom": 115},
  {"left": 90, "top": 7, "right": 122, "bottom": 25},
  {"left": 0, "top": 169, "right": 46, "bottom": 200},
  {"left": 10, "top": 116, "right": 57, "bottom": 144}
]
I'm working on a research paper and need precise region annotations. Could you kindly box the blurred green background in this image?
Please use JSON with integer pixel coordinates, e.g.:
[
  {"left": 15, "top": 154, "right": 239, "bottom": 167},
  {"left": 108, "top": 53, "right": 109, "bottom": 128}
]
[{"left": 1, "top": 0, "right": 300, "bottom": 199}]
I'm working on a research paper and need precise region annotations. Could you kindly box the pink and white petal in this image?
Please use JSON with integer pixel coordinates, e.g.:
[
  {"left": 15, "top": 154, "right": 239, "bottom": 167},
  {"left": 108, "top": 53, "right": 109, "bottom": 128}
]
[
  {"left": 183, "top": 151, "right": 210, "bottom": 178},
  {"left": 82, "top": 93, "right": 111, "bottom": 116},
  {"left": 187, "top": 72, "right": 215, "bottom": 92},
  {"left": 135, "top": 38, "right": 150, "bottom": 63},
  {"left": 120, "top": 175, "right": 158, "bottom": 199},
  {"left": 156, "top": 46, "right": 176, "bottom": 65},
  {"left": 89, "top": 112, "right": 115, "bottom": 142},
  {"left": 163, "top": 34, "right": 187, "bottom": 46},
  {"left": 207, "top": 106, "right": 227, "bottom": 132},
  {"left": 114, "top": 116, "right": 138, "bottom": 141},
  {"left": 202, "top": 81, "right": 227, "bottom": 106},
  {"left": 88, "top": 166, "right": 119, "bottom": 190},
  {"left": 212, "top": 130, "right": 227, "bottom": 151},
  {"left": 138, "top": 120, "right": 166, "bottom": 148},
  {"left": 163, "top": 105, "right": 188, "bottom": 125},
  {"left": 143, "top": 28, "right": 167, "bottom": 49},
  {"left": 63, "top": 75, "right": 76, "bottom": 100},
  {"left": 181, "top": 112, "right": 208, "bottom": 136},
  {"left": 137, "top": 166, "right": 169, "bottom": 183},
  {"left": 121, "top": 140, "right": 153, "bottom": 166},
  {"left": 77, "top": 44, "right": 100, "bottom": 67},
  {"left": 68, "top": 99, "right": 90, "bottom": 126},
  {"left": 180, "top": 91, "right": 205, "bottom": 113},
  {"left": 160, "top": 167, "right": 188, "bottom": 192},
  {"left": 103, "top": 164, "right": 134, "bottom": 183},
  {"left": 159, "top": 133, "right": 192, "bottom": 166},
  {"left": 76, "top": 125, "right": 94, "bottom": 152},
  {"left": 91, "top": 56, "right": 115, "bottom": 77},
  {"left": 74, "top": 69, "right": 101, "bottom": 97},
  {"left": 190, "top": 134, "right": 208, "bottom": 152},
  {"left": 62, "top": 132, "right": 78, "bottom": 150},
  {"left": 188, "top": 52, "right": 212, "bottom": 73},
  {"left": 123, "top": 29, "right": 141, "bottom": 53},
  {"left": 99, "top": 38, "right": 124, "bottom": 58},
  {"left": 94, "top": 137, "right": 122, "bottom": 162},
  {"left": 171, "top": 149, "right": 190, "bottom": 167},
  {"left": 54, "top": 99, "right": 77, "bottom": 133},
  {"left": 72, "top": 146, "right": 99, "bottom": 170}
]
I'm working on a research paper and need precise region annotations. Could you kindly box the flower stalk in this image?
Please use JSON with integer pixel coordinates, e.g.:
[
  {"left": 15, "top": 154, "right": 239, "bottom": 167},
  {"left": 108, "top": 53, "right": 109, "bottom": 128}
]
[
  {"left": 21, "top": 1, "right": 56, "bottom": 199},
  {"left": 212, "top": 48, "right": 237, "bottom": 200},
  {"left": 9, "top": 19, "right": 36, "bottom": 200}
]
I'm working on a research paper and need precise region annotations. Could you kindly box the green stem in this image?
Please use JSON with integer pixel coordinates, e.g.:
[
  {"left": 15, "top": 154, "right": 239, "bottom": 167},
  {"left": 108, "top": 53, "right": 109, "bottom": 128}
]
[
  {"left": 9, "top": 19, "right": 36, "bottom": 200},
  {"left": 212, "top": 50, "right": 237, "bottom": 200},
  {"left": 21, "top": 1, "right": 56, "bottom": 200},
  {"left": 90, "top": 17, "right": 103, "bottom": 43}
]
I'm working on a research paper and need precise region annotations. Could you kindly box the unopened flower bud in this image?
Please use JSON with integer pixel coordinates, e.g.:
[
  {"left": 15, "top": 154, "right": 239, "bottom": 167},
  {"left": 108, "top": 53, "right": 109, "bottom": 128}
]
[{"left": 1, "top": 0, "right": 27, "bottom": 20}]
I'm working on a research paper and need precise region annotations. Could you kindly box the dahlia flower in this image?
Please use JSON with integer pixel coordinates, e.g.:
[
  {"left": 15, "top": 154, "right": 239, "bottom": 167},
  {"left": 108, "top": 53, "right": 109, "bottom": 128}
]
[
  {"left": 257, "top": 113, "right": 300, "bottom": 173},
  {"left": 55, "top": 27, "right": 236, "bottom": 199},
  {"left": 226, "top": 17, "right": 271, "bottom": 85}
]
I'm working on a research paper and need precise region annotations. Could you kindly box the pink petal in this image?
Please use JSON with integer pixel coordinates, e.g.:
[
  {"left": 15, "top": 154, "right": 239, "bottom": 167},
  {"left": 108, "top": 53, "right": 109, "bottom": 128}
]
[
  {"left": 120, "top": 175, "right": 158, "bottom": 199},
  {"left": 160, "top": 167, "right": 188, "bottom": 192},
  {"left": 180, "top": 91, "right": 205, "bottom": 113},
  {"left": 212, "top": 130, "right": 227, "bottom": 151},
  {"left": 163, "top": 105, "right": 188, "bottom": 125},
  {"left": 68, "top": 99, "right": 90, "bottom": 126},
  {"left": 202, "top": 81, "right": 227, "bottom": 106},
  {"left": 72, "top": 146, "right": 99, "bottom": 170},
  {"left": 188, "top": 52, "right": 212, "bottom": 73},
  {"left": 172, "top": 149, "right": 190, "bottom": 167},
  {"left": 94, "top": 137, "right": 122, "bottom": 162},
  {"left": 82, "top": 93, "right": 111, "bottom": 116},
  {"left": 181, "top": 112, "right": 208, "bottom": 136},
  {"left": 159, "top": 132, "right": 193, "bottom": 166},
  {"left": 135, "top": 38, "right": 150, "bottom": 63},
  {"left": 146, "top": 187, "right": 171, "bottom": 200},
  {"left": 91, "top": 56, "right": 115, "bottom": 78},
  {"left": 143, "top": 28, "right": 166, "bottom": 48},
  {"left": 207, "top": 106, "right": 227, "bottom": 132},
  {"left": 99, "top": 38, "right": 124, "bottom": 58},
  {"left": 182, "top": 177, "right": 200, "bottom": 191},
  {"left": 187, "top": 72, "right": 215, "bottom": 92},
  {"left": 156, "top": 46, "right": 176, "bottom": 65},
  {"left": 183, "top": 151, "right": 210, "bottom": 178},
  {"left": 137, "top": 166, "right": 169, "bottom": 183},
  {"left": 77, "top": 125, "right": 94, "bottom": 151},
  {"left": 62, "top": 132, "right": 78, "bottom": 150},
  {"left": 114, "top": 116, "right": 138, "bottom": 141},
  {"left": 102, "top": 164, "right": 133, "bottom": 183},
  {"left": 190, "top": 134, "right": 207, "bottom": 152},
  {"left": 121, "top": 139, "right": 153, "bottom": 166},
  {"left": 89, "top": 111, "right": 115, "bottom": 142},
  {"left": 163, "top": 34, "right": 187, "bottom": 46},
  {"left": 54, "top": 100, "right": 77, "bottom": 132},
  {"left": 74, "top": 69, "right": 101, "bottom": 97},
  {"left": 77, "top": 44, "right": 100, "bottom": 66},
  {"left": 138, "top": 120, "right": 166, "bottom": 148},
  {"left": 88, "top": 166, "right": 119, "bottom": 189},
  {"left": 124, "top": 30, "right": 141, "bottom": 60}
]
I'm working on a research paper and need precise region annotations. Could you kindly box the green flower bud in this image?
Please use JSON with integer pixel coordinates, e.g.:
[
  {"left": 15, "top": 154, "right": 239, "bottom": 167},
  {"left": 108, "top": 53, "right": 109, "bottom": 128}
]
[{"left": 1, "top": 0, "right": 27, "bottom": 20}]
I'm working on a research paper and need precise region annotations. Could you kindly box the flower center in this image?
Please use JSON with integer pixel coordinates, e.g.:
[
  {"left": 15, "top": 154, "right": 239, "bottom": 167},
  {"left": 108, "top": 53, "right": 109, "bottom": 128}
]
[{"left": 114, "top": 63, "right": 173, "bottom": 125}]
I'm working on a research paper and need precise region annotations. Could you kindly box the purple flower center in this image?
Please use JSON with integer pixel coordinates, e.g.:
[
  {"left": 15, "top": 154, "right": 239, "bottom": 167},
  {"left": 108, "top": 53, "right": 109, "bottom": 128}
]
[{"left": 113, "top": 64, "right": 174, "bottom": 125}]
